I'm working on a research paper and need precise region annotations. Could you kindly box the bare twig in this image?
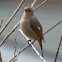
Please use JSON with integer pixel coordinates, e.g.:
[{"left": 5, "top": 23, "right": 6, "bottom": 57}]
[
  {"left": 19, "top": 29, "right": 46, "bottom": 62},
  {"left": 9, "top": 40, "right": 35, "bottom": 62},
  {"left": 9, "top": 29, "right": 46, "bottom": 62},
  {"left": 16, "top": 45, "right": 21, "bottom": 59},
  {"left": 13, "top": 36, "right": 17, "bottom": 62},
  {"left": 0, "top": 52, "right": 2, "bottom": 62},
  {"left": 0, "top": 0, "right": 25, "bottom": 34},
  {"left": 44, "top": 20, "right": 62, "bottom": 35},
  {"left": 0, "top": 19, "right": 3, "bottom": 28},
  {"left": 34, "top": 0, "right": 47, "bottom": 11},
  {"left": 54, "top": 35, "right": 62, "bottom": 62},
  {"left": 31, "top": 0, "right": 36, "bottom": 8},
  {"left": 28, "top": 41, "right": 46, "bottom": 62},
  {"left": 0, "top": 0, "right": 48, "bottom": 47},
  {"left": 0, "top": 22, "right": 20, "bottom": 46},
  {"left": 9, "top": 39, "right": 46, "bottom": 62},
  {"left": 13, "top": 36, "right": 22, "bottom": 62}
]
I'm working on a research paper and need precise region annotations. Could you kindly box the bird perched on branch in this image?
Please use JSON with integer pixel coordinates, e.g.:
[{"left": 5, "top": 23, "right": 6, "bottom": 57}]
[{"left": 20, "top": 6, "right": 45, "bottom": 57}]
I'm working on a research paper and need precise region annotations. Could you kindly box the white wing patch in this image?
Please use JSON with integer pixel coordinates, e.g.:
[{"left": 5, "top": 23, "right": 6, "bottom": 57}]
[{"left": 38, "top": 27, "right": 40, "bottom": 30}]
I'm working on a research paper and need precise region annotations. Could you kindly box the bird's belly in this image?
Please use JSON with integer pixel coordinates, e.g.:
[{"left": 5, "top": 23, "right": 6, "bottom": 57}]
[
  {"left": 21, "top": 26, "right": 36, "bottom": 39},
  {"left": 20, "top": 21, "right": 37, "bottom": 39}
]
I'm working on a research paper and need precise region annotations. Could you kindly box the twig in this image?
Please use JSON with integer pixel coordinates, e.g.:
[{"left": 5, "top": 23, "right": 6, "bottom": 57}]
[
  {"left": 16, "top": 45, "right": 21, "bottom": 59},
  {"left": 0, "top": 0, "right": 48, "bottom": 46},
  {"left": 13, "top": 36, "right": 22, "bottom": 62},
  {"left": 34, "top": 0, "right": 47, "bottom": 11},
  {"left": 28, "top": 41, "right": 46, "bottom": 62},
  {"left": 43, "top": 20, "right": 62, "bottom": 35},
  {"left": 13, "top": 36, "right": 17, "bottom": 62},
  {"left": 0, "top": 0, "right": 25, "bottom": 34},
  {"left": 9, "top": 29, "right": 46, "bottom": 62},
  {"left": 31, "top": 0, "right": 36, "bottom": 8},
  {"left": 9, "top": 40, "right": 35, "bottom": 62},
  {"left": 0, "top": 19, "right": 3, "bottom": 28},
  {"left": 0, "top": 22, "right": 20, "bottom": 47},
  {"left": 54, "top": 35, "right": 62, "bottom": 62},
  {"left": 9, "top": 39, "right": 46, "bottom": 62},
  {"left": 0, "top": 51, "right": 2, "bottom": 62},
  {"left": 18, "top": 29, "right": 46, "bottom": 62}
]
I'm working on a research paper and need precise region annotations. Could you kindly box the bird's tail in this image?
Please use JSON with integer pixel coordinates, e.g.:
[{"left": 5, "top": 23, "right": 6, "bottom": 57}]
[{"left": 38, "top": 39, "right": 43, "bottom": 57}]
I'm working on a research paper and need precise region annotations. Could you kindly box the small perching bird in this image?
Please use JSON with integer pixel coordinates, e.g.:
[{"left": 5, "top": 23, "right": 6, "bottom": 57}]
[{"left": 20, "top": 6, "right": 45, "bottom": 57}]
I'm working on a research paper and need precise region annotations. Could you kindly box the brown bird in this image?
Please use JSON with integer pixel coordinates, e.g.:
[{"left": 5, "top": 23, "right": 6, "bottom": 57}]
[{"left": 20, "top": 6, "right": 45, "bottom": 57}]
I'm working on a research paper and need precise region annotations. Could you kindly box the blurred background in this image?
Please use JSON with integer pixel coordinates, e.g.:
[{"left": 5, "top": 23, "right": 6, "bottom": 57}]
[{"left": 0, "top": 0, "right": 62, "bottom": 62}]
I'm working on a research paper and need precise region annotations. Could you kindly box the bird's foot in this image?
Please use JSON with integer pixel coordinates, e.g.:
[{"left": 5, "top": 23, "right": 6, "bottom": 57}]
[{"left": 28, "top": 40, "right": 32, "bottom": 47}]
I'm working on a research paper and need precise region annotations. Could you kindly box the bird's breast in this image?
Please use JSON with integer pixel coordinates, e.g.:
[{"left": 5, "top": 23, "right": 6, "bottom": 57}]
[{"left": 20, "top": 18, "right": 38, "bottom": 39}]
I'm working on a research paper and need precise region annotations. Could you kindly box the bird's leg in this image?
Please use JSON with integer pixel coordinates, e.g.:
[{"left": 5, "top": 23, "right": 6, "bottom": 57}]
[
  {"left": 27, "top": 40, "right": 32, "bottom": 47},
  {"left": 28, "top": 40, "right": 31, "bottom": 44}
]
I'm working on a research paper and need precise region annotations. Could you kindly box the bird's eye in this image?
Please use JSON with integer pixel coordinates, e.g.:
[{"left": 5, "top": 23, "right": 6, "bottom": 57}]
[
  {"left": 25, "top": 9, "right": 32, "bottom": 13},
  {"left": 25, "top": 10, "right": 28, "bottom": 11},
  {"left": 29, "top": 10, "right": 32, "bottom": 12}
]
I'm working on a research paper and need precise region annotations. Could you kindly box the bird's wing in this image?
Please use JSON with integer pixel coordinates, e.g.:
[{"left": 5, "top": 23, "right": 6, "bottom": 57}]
[{"left": 29, "top": 17, "right": 44, "bottom": 41}]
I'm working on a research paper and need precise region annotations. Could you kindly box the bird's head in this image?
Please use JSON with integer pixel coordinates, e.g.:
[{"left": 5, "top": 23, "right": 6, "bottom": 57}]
[{"left": 24, "top": 6, "right": 34, "bottom": 15}]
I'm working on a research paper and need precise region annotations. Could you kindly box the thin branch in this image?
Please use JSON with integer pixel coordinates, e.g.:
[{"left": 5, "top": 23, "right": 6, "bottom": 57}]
[
  {"left": 9, "top": 40, "right": 35, "bottom": 62},
  {"left": 0, "top": 51, "right": 2, "bottom": 62},
  {"left": 34, "top": 0, "right": 47, "bottom": 11},
  {"left": 18, "top": 29, "right": 46, "bottom": 62},
  {"left": 43, "top": 20, "right": 62, "bottom": 35},
  {"left": 0, "top": 19, "right": 3, "bottom": 28},
  {"left": 31, "top": 0, "right": 36, "bottom": 8},
  {"left": 9, "top": 39, "right": 46, "bottom": 62},
  {"left": 16, "top": 45, "right": 21, "bottom": 60},
  {"left": 9, "top": 29, "right": 46, "bottom": 62},
  {"left": 28, "top": 41, "right": 46, "bottom": 62},
  {"left": 0, "top": 0, "right": 25, "bottom": 34},
  {"left": 0, "top": 0, "right": 48, "bottom": 46},
  {"left": 13, "top": 36, "right": 17, "bottom": 62},
  {"left": 0, "top": 22, "right": 20, "bottom": 46},
  {"left": 13, "top": 36, "right": 22, "bottom": 62},
  {"left": 54, "top": 35, "right": 62, "bottom": 62}
]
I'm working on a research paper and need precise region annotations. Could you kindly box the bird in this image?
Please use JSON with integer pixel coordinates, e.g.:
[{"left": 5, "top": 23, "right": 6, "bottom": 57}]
[{"left": 20, "top": 6, "right": 45, "bottom": 57}]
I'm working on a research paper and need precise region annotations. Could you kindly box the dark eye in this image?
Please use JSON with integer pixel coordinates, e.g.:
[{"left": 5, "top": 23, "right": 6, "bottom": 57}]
[
  {"left": 25, "top": 10, "right": 28, "bottom": 11},
  {"left": 29, "top": 10, "right": 32, "bottom": 12}
]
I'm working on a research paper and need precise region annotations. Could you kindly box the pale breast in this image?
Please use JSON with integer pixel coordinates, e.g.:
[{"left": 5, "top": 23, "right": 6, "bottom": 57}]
[{"left": 20, "top": 18, "right": 38, "bottom": 39}]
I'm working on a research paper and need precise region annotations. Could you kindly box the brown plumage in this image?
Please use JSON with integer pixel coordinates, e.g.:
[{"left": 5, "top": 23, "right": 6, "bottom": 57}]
[{"left": 20, "top": 6, "right": 45, "bottom": 57}]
